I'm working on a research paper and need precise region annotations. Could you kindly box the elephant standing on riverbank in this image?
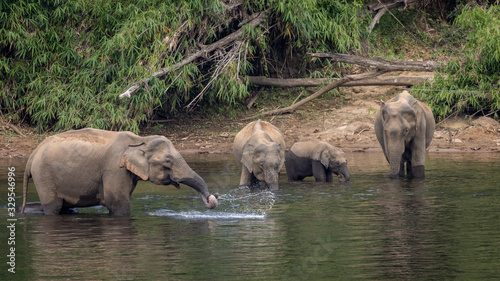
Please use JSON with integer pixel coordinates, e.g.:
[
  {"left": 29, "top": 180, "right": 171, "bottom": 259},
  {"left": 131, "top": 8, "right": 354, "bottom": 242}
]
[
  {"left": 285, "top": 139, "right": 350, "bottom": 182},
  {"left": 374, "top": 91, "right": 435, "bottom": 178},
  {"left": 22, "top": 128, "right": 218, "bottom": 215},
  {"left": 233, "top": 120, "right": 285, "bottom": 190}
]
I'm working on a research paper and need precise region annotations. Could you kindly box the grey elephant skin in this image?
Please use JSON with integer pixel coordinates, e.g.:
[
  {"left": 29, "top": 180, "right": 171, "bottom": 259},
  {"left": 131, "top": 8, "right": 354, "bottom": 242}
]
[
  {"left": 233, "top": 120, "right": 285, "bottom": 189},
  {"left": 22, "top": 128, "right": 217, "bottom": 215},
  {"left": 285, "top": 139, "right": 350, "bottom": 182},
  {"left": 374, "top": 91, "right": 435, "bottom": 179}
]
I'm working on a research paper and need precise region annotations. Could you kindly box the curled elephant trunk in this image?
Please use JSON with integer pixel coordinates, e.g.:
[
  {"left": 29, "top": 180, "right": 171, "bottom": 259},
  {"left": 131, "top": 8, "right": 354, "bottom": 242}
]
[
  {"left": 337, "top": 164, "right": 350, "bottom": 182},
  {"left": 178, "top": 173, "right": 218, "bottom": 209}
]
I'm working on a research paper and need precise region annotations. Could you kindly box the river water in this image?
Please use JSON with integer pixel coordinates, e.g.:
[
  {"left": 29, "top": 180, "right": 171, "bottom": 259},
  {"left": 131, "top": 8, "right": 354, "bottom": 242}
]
[{"left": 0, "top": 152, "right": 499, "bottom": 280}]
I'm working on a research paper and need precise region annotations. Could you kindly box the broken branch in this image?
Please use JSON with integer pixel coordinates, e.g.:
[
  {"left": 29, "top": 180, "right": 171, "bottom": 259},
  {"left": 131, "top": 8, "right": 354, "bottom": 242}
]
[
  {"left": 243, "top": 70, "right": 387, "bottom": 120},
  {"left": 308, "top": 52, "right": 443, "bottom": 72},
  {"left": 119, "top": 12, "right": 266, "bottom": 99},
  {"left": 245, "top": 75, "right": 434, "bottom": 88}
]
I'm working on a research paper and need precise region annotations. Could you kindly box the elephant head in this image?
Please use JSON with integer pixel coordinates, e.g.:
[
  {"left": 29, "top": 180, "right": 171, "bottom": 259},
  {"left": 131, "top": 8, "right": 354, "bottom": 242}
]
[
  {"left": 379, "top": 97, "right": 420, "bottom": 178},
  {"left": 242, "top": 142, "right": 284, "bottom": 189},
  {"left": 120, "top": 137, "right": 217, "bottom": 209},
  {"left": 314, "top": 147, "right": 350, "bottom": 182}
]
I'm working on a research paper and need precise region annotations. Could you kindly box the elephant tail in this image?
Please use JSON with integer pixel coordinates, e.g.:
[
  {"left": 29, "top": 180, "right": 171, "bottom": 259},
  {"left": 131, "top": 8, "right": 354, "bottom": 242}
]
[{"left": 21, "top": 155, "right": 33, "bottom": 213}]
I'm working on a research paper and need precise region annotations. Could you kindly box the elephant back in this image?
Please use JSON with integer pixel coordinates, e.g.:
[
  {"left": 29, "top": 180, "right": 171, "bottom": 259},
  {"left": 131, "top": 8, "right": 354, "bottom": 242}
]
[{"left": 233, "top": 120, "right": 285, "bottom": 164}]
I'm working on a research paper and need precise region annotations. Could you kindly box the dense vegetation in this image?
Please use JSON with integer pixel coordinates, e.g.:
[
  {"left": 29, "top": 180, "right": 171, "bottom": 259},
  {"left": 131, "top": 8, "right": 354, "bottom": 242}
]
[
  {"left": 1, "top": 0, "right": 499, "bottom": 133},
  {"left": 414, "top": 4, "right": 500, "bottom": 120}
]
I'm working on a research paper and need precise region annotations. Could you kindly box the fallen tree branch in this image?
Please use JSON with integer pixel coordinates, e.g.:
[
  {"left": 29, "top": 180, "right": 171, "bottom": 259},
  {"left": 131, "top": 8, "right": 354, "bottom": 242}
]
[
  {"left": 243, "top": 70, "right": 387, "bottom": 120},
  {"left": 364, "top": 0, "right": 420, "bottom": 14},
  {"left": 245, "top": 75, "right": 434, "bottom": 88},
  {"left": 119, "top": 12, "right": 266, "bottom": 99},
  {"left": 368, "top": 7, "right": 387, "bottom": 34},
  {"left": 2, "top": 123, "right": 25, "bottom": 137},
  {"left": 308, "top": 52, "right": 443, "bottom": 72}
]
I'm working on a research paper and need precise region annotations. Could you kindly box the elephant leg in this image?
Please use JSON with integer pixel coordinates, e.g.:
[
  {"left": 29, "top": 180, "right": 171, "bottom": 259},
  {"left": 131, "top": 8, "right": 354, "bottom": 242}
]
[
  {"left": 406, "top": 161, "right": 413, "bottom": 178},
  {"left": 42, "top": 200, "right": 63, "bottom": 215},
  {"left": 312, "top": 161, "right": 327, "bottom": 182},
  {"left": 239, "top": 166, "right": 253, "bottom": 187},
  {"left": 285, "top": 162, "right": 295, "bottom": 181},
  {"left": 412, "top": 164, "right": 425, "bottom": 178},
  {"left": 399, "top": 161, "right": 405, "bottom": 178},
  {"left": 102, "top": 193, "right": 131, "bottom": 216},
  {"left": 34, "top": 181, "right": 63, "bottom": 215},
  {"left": 325, "top": 169, "right": 334, "bottom": 182},
  {"left": 101, "top": 175, "right": 134, "bottom": 216},
  {"left": 411, "top": 137, "right": 427, "bottom": 178}
]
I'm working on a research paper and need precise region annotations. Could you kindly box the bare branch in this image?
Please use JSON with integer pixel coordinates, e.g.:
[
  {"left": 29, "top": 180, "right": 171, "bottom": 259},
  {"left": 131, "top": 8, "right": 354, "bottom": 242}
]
[
  {"left": 245, "top": 75, "right": 434, "bottom": 88},
  {"left": 119, "top": 12, "right": 266, "bottom": 99},
  {"left": 243, "top": 71, "right": 388, "bottom": 120},
  {"left": 308, "top": 52, "right": 443, "bottom": 72}
]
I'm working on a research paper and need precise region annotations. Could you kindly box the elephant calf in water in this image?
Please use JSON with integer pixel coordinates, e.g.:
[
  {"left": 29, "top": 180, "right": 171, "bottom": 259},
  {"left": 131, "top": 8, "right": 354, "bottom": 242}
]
[
  {"left": 22, "top": 128, "right": 218, "bottom": 215},
  {"left": 233, "top": 120, "right": 286, "bottom": 190},
  {"left": 374, "top": 91, "right": 435, "bottom": 179},
  {"left": 285, "top": 139, "right": 350, "bottom": 182}
]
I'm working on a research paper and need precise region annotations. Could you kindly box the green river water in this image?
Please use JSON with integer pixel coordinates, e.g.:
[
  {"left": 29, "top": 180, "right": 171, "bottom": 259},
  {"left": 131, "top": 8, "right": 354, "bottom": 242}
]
[{"left": 1, "top": 152, "right": 499, "bottom": 280}]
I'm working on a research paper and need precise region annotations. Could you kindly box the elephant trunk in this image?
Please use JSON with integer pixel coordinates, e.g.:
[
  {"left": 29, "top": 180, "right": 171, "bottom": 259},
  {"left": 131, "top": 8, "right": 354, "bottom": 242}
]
[
  {"left": 338, "top": 164, "right": 350, "bottom": 182},
  {"left": 179, "top": 173, "right": 218, "bottom": 209},
  {"left": 384, "top": 128, "right": 405, "bottom": 179},
  {"left": 174, "top": 162, "right": 217, "bottom": 209},
  {"left": 264, "top": 171, "right": 279, "bottom": 190},
  {"left": 387, "top": 141, "right": 405, "bottom": 179}
]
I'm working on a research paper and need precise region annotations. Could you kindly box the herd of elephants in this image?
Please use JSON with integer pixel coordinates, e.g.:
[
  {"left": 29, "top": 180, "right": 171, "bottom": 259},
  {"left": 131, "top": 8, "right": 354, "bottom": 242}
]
[{"left": 20, "top": 91, "right": 435, "bottom": 215}]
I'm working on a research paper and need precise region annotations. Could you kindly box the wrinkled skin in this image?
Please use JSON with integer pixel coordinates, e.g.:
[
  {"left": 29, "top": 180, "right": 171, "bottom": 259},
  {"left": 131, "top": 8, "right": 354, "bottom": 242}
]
[
  {"left": 374, "top": 91, "right": 435, "bottom": 179},
  {"left": 233, "top": 120, "right": 286, "bottom": 190},
  {"left": 22, "top": 128, "right": 217, "bottom": 215},
  {"left": 285, "top": 139, "right": 350, "bottom": 182}
]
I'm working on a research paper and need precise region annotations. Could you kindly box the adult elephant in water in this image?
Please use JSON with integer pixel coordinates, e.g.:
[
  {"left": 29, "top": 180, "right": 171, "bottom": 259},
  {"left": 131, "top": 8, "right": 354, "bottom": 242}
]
[
  {"left": 233, "top": 120, "right": 286, "bottom": 190},
  {"left": 22, "top": 128, "right": 218, "bottom": 215},
  {"left": 374, "top": 91, "right": 435, "bottom": 179}
]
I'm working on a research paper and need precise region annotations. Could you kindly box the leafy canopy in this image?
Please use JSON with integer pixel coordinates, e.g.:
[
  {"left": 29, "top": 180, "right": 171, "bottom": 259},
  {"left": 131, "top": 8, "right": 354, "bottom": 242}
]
[{"left": 0, "top": 0, "right": 367, "bottom": 132}]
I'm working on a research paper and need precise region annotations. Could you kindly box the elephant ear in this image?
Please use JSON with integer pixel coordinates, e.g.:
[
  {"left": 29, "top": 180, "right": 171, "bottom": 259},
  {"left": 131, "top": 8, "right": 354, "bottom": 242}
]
[
  {"left": 120, "top": 143, "right": 149, "bottom": 181},
  {"left": 312, "top": 149, "right": 330, "bottom": 168},
  {"left": 241, "top": 144, "right": 254, "bottom": 173}
]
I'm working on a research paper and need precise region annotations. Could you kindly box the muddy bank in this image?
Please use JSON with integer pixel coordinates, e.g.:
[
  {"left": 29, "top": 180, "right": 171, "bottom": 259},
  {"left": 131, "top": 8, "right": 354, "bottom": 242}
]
[{"left": 2, "top": 85, "right": 500, "bottom": 158}]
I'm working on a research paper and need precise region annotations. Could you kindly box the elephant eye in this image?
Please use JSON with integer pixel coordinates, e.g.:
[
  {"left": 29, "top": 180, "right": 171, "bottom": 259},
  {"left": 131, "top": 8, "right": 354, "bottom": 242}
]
[{"left": 163, "top": 158, "right": 173, "bottom": 168}]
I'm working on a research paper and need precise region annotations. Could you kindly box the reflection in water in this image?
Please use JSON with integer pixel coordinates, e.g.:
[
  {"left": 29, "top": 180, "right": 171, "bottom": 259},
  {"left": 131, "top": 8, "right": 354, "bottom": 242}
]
[
  {"left": 1, "top": 153, "right": 499, "bottom": 280},
  {"left": 374, "top": 179, "right": 437, "bottom": 280},
  {"left": 27, "top": 216, "right": 138, "bottom": 280}
]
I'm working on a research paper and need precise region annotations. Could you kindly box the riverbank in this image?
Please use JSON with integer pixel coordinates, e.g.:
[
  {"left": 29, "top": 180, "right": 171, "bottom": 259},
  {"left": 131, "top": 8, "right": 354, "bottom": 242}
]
[{"left": 2, "top": 83, "right": 500, "bottom": 159}]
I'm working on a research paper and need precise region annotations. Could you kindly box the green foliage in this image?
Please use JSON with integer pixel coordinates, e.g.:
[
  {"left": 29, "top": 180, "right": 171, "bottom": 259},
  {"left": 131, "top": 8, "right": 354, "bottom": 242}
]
[
  {"left": 0, "top": 0, "right": 368, "bottom": 132},
  {"left": 414, "top": 4, "right": 500, "bottom": 120},
  {"left": 273, "top": 0, "right": 365, "bottom": 53}
]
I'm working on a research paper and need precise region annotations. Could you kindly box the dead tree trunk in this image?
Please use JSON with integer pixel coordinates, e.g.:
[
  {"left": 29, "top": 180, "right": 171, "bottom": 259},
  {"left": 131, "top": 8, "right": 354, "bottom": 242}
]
[
  {"left": 243, "top": 71, "right": 388, "bottom": 120},
  {"left": 245, "top": 75, "right": 434, "bottom": 88},
  {"left": 308, "top": 52, "right": 442, "bottom": 72}
]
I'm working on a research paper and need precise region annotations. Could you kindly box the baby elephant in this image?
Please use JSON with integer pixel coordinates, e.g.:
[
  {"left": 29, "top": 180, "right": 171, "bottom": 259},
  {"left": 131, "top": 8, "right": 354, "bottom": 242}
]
[{"left": 285, "top": 139, "right": 350, "bottom": 182}]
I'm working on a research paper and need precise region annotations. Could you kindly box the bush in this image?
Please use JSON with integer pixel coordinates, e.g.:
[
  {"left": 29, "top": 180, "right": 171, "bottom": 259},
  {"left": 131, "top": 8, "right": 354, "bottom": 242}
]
[{"left": 414, "top": 4, "right": 500, "bottom": 120}]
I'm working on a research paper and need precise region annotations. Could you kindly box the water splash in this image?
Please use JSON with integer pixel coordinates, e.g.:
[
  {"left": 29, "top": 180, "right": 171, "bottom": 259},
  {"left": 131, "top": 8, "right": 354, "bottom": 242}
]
[
  {"left": 149, "top": 210, "right": 266, "bottom": 220},
  {"left": 149, "top": 188, "right": 276, "bottom": 220}
]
